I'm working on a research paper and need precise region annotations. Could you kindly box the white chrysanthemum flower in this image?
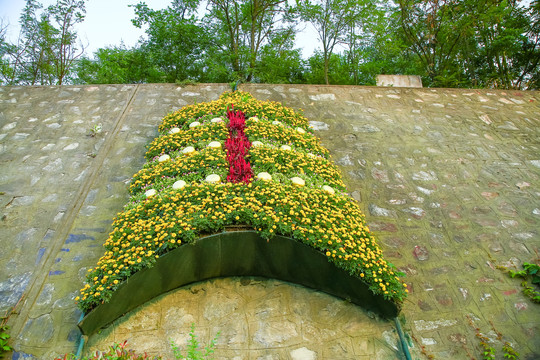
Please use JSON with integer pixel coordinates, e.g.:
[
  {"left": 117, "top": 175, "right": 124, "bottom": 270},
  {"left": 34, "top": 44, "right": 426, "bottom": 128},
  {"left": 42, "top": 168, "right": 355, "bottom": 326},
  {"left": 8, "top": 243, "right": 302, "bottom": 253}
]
[
  {"left": 252, "top": 141, "right": 263, "bottom": 147},
  {"left": 145, "top": 189, "right": 157, "bottom": 197},
  {"left": 322, "top": 185, "right": 335, "bottom": 195},
  {"left": 272, "top": 120, "right": 282, "bottom": 125},
  {"left": 207, "top": 141, "right": 221, "bottom": 149},
  {"left": 296, "top": 127, "right": 306, "bottom": 134},
  {"left": 158, "top": 154, "right": 170, "bottom": 162},
  {"left": 257, "top": 172, "right": 272, "bottom": 181},
  {"left": 189, "top": 121, "right": 201, "bottom": 128},
  {"left": 182, "top": 146, "right": 196, "bottom": 155},
  {"left": 280, "top": 145, "right": 291, "bottom": 151},
  {"left": 205, "top": 174, "right": 220, "bottom": 183},
  {"left": 291, "top": 177, "right": 305, "bottom": 187},
  {"left": 248, "top": 116, "right": 259, "bottom": 122},
  {"left": 211, "top": 117, "right": 223, "bottom": 123},
  {"left": 168, "top": 127, "right": 180, "bottom": 134},
  {"left": 307, "top": 153, "right": 317, "bottom": 158},
  {"left": 172, "top": 180, "right": 187, "bottom": 190}
]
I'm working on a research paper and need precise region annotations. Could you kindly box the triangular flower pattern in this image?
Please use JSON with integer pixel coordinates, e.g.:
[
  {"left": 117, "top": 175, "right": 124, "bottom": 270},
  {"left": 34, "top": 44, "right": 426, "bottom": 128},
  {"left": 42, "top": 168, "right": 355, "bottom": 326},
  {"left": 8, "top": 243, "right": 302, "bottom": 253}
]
[{"left": 76, "top": 91, "right": 408, "bottom": 312}]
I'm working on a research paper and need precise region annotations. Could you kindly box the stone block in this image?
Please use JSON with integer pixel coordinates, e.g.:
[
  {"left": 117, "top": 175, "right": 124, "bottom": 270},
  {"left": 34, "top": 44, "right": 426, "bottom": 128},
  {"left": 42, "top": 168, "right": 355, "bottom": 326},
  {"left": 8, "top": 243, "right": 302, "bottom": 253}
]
[{"left": 376, "top": 75, "right": 423, "bottom": 88}]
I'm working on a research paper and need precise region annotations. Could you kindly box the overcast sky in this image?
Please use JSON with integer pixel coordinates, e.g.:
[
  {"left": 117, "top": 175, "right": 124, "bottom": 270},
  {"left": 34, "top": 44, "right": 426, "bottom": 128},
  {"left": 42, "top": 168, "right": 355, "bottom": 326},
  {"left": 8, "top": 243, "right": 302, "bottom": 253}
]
[{"left": 0, "top": 0, "right": 318, "bottom": 58}]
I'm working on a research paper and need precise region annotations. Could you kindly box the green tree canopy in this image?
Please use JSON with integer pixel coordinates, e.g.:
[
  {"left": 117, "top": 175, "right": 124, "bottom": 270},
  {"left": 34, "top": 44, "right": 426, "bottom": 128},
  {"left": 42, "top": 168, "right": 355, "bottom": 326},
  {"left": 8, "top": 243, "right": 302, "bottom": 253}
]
[
  {"left": 131, "top": 1, "right": 212, "bottom": 83},
  {"left": 75, "top": 45, "right": 163, "bottom": 84},
  {"left": 2, "top": 0, "right": 538, "bottom": 89},
  {"left": 1, "top": 0, "right": 86, "bottom": 85}
]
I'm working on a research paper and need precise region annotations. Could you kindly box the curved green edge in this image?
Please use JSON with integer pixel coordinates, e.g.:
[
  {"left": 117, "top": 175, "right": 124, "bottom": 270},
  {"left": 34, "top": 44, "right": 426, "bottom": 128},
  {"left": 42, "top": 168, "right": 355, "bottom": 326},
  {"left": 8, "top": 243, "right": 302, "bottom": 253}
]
[{"left": 78, "top": 230, "right": 399, "bottom": 335}]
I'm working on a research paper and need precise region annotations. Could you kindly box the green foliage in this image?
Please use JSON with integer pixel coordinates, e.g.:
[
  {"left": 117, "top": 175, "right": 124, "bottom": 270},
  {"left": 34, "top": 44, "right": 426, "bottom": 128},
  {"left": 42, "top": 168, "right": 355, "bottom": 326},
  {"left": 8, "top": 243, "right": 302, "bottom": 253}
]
[
  {"left": 55, "top": 340, "right": 161, "bottom": 360},
  {"left": 0, "top": 302, "right": 19, "bottom": 358},
  {"left": 467, "top": 315, "right": 520, "bottom": 360},
  {"left": 503, "top": 342, "right": 520, "bottom": 360},
  {"left": 89, "top": 123, "right": 102, "bottom": 137},
  {"left": 508, "top": 261, "right": 540, "bottom": 304},
  {"left": 0, "top": 296, "right": 25, "bottom": 358},
  {"left": 395, "top": 0, "right": 540, "bottom": 89},
  {"left": 481, "top": 342, "right": 496, "bottom": 360},
  {"left": 1, "top": 0, "right": 86, "bottom": 85},
  {"left": 0, "top": 325, "right": 12, "bottom": 358},
  {"left": 253, "top": 37, "right": 306, "bottom": 84},
  {"left": 305, "top": 52, "right": 356, "bottom": 85},
  {"left": 204, "top": 0, "right": 297, "bottom": 82},
  {"left": 75, "top": 45, "right": 164, "bottom": 84},
  {"left": 296, "top": 0, "right": 365, "bottom": 85},
  {"left": 3, "top": 0, "right": 538, "bottom": 88},
  {"left": 169, "top": 324, "right": 220, "bottom": 360},
  {"left": 396, "top": 0, "right": 474, "bottom": 87},
  {"left": 131, "top": 2, "right": 211, "bottom": 83},
  {"left": 523, "top": 262, "right": 540, "bottom": 282},
  {"left": 56, "top": 325, "right": 219, "bottom": 360}
]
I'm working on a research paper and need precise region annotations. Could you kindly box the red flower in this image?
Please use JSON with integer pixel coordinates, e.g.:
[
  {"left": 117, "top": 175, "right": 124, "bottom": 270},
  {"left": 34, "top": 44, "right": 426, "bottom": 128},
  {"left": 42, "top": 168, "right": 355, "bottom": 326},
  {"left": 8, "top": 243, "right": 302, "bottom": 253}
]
[{"left": 225, "top": 109, "right": 253, "bottom": 183}]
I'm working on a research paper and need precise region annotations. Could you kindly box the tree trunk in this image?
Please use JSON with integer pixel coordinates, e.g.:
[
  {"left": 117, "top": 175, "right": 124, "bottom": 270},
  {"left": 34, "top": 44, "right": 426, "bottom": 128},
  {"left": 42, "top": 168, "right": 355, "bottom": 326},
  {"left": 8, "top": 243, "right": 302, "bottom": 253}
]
[{"left": 324, "top": 52, "right": 330, "bottom": 85}]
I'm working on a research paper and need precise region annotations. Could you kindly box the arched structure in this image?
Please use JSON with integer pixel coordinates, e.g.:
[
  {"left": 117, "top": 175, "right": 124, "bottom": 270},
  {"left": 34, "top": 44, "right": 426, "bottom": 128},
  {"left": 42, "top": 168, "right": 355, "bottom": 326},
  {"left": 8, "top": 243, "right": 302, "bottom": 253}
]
[{"left": 79, "top": 231, "right": 399, "bottom": 335}]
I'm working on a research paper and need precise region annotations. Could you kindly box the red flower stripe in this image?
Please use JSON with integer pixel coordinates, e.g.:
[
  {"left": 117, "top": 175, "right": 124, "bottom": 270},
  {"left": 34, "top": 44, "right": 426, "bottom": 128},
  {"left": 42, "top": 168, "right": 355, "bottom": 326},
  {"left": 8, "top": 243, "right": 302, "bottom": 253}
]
[{"left": 225, "top": 108, "right": 253, "bottom": 183}]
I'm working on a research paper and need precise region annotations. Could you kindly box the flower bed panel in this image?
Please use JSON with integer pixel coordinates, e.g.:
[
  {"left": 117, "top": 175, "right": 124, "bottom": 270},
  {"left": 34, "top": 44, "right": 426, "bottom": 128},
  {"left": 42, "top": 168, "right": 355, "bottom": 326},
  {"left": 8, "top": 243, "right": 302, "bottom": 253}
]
[
  {"left": 78, "top": 231, "right": 399, "bottom": 335},
  {"left": 76, "top": 91, "right": 407, "bottom": 329}
]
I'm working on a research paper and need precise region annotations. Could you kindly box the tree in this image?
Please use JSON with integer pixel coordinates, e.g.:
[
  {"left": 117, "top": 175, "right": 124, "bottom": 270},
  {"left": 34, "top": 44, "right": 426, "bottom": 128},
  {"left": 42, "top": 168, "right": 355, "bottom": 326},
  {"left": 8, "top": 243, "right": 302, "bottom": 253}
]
[
  {"left": 254, "top": 30, "right": 306, "bottom": 83},
  {"left": 296, "top": 0, "right": 361, "bottom": 85},
  {"left": 205, "top": 0, "right": 296, "bottom": 81},
  {"left": 47, "top": 0, "right": 87, "bottom": 84},
  {"left": 339, "top": 0, "right": 408, "bottom": 85},
  {"left": 0, "top": 0, "right": 86, "bottom": 85},
  {"left": 394, "top": 0, "right": 540, "bottom": 89},
  {"left": 131, "top": 1, "right": 211, "bottom": 83},
  {"left": 351, "top": 3, "right": 423, "bottom": 85},
  {"left": 462, "top": 0, "right": 540, "bottom": 89},
  {"left": 524, "top": 0, "right": 540, "bottom": 89},
  {"left": 0, "top": 0, "right": 43, "bottom": 85},
  {"left": 0, "top": 21, "right": 17, "bottom": 84},
  {"left": 74, "top": 45, "right": 164, "bottom": 84},
  {"left": 305, "top": 51, "right": 354, "bottom": 84},
  {"left": 397, "top": 0, "right": 473, "bottom": 87}
]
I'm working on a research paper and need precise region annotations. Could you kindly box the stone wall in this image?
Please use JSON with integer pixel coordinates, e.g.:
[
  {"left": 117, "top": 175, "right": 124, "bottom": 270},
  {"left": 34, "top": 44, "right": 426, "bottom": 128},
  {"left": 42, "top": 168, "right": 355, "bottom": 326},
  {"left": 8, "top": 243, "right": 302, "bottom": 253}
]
[
  {"left": 376, "top": 75, "right": 423, "bottom": 88},
  {"left": 1, "top": 84, "right": 539, "bottom": 359},
  {"left": 86, "top": 277, "right": 400, "bottom": 359}
]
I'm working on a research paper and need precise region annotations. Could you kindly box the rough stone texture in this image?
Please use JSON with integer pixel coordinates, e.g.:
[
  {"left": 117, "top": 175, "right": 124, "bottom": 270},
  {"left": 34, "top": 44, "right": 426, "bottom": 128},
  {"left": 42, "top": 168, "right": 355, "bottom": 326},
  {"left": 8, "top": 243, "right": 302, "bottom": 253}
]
[
  {"left": 1, "top": 84, "right": 539, "bottom": 359},
  {"left": 86, "top": 278, "right": 400, "bottom": 360},
  {"left": 0, "top": 84, "right": 230, "bottom": 359},
  {"left": 376, "top": 75, "right": 423, "bottom": 88}
]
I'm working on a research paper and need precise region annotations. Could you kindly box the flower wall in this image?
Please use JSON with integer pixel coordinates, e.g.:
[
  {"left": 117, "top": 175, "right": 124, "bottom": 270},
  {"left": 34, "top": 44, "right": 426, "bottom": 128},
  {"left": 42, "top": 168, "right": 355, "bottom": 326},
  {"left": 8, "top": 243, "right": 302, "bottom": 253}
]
[{"left": 76, "top": 91, "right": 408, "bottom": 313}]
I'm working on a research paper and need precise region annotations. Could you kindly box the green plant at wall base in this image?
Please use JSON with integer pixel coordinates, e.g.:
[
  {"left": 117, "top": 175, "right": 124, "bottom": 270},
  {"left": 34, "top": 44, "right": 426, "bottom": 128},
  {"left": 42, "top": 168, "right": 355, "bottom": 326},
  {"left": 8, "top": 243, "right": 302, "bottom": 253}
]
[
  {"left": 170, "top": 324, "right": 220, "bottom": 360},
  {"left": 0, "top": 324, "right": 12, "bottom": 358},
  {"left": 0, "top": 296, "right": 24, "bottom": 358},
  {"left": 55, "top": 341, "right": 161, "bottom": 360},
  {"left": 0, "top": 307, "right": 15, "bottom": 358},
  {"left": 55, "top": 325, "right": 219, "bottom": 360}
]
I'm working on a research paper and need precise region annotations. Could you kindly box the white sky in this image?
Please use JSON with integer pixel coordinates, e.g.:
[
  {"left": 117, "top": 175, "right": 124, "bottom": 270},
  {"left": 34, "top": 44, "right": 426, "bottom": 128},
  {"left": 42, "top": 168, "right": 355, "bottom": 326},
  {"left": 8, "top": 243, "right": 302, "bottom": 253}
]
[{"left": 0, "top": 0, "right": 318, "bottom": 58}]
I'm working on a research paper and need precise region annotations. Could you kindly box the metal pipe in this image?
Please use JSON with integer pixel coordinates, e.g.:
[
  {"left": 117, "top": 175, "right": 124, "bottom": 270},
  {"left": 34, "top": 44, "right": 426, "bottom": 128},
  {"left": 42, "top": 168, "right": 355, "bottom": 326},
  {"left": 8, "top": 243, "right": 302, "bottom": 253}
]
[
  {"left": 395, "top": 317, "right": 412, "bottom": 360},
  {"left": 75, "top": 312, "right": 85, "bottom": 359}
]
